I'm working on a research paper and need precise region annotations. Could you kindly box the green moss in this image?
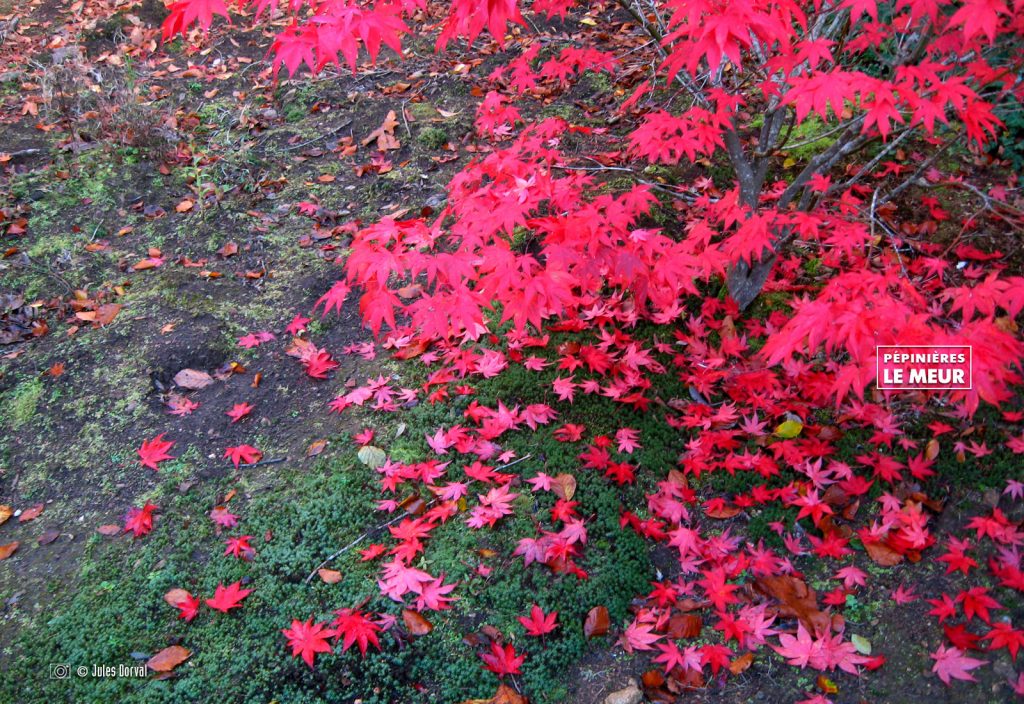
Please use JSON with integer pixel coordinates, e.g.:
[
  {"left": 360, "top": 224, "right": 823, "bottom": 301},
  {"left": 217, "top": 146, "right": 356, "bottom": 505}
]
[
  {"left": 4, "top": 378, "right": 45, "bottom": 429},
  {"left": 417, "top": 127, "right": 449, "bottom": 150},
  {"left": 407, "top": 102, "right": 439, "bottom": 120}
]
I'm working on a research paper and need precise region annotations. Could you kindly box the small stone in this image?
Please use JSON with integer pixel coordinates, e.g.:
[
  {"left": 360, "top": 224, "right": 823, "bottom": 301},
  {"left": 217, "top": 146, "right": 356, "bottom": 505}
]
[{"left": 603, "top": 682, "right": 642, "bottom": 704}]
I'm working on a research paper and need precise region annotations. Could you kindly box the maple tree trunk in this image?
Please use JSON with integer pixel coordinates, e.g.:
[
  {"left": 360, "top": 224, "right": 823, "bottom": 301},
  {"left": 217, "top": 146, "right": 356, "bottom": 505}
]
[{"left": 726, "top": 257, "right": 776, "bottom": 310}]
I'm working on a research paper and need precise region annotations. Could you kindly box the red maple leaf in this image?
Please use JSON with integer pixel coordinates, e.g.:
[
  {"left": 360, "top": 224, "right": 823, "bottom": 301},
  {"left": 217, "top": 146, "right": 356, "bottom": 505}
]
[
  {"left": 161, "top": 0, "right": 229, "bottom": 41},
  {"left": 166, "top": 395, "right": 199, "bottom": 416},
  {"left": 304, "top": 349, "right": 339, "bottom": 379},
  {"left": 479, "top": 641, "right": 525, "bottom": 677},
  {"left": 283, "top": 618, "right": 336, "bottom": 668},
  {"left": 930, "top": 644, "right": 987, "bottom": 685},
  {"left": 224, "top": 535, "right": 255, "bottom": 561},
  {"left": 138, "top": 434, "right": 174, "bottom": 470},
  {"left": 315, "top": 280, "right": 351, "bottom": 317},
  {"left": 518, "top": 605, "right": 559, "bottom": 637},
  {"left": 331, "top": 608, "right": 382, "bottom": 656},
  {"left": 205, "top": 581, "right": 252, "bottom": 613},
  {"left": 982, "top": 622, "right": 1024, "bottom": 661},
  {"left": 175, "top": 592, "right": 200, "bottom": 622},
  {"left": 285, "top": 314, "right": 311, "bottom": 336},
  {"left": 206, "top": 505, "right": 237, "bottom": 530},
  {"left": 124, "top": 502, "right": 157, "bottom": 537},
  {"left": 619, "top": 615, "right": 663, "bottom": 652},
  {"left": 226, "top": 402, "right": 254, "bottom": 423},
  {"left": 224, "top": 444, "right": 263, "bottom": 468}
]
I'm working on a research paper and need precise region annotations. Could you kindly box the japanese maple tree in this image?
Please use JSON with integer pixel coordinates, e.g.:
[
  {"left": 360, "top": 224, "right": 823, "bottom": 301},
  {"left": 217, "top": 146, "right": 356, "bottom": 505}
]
[
  {"left": 161, "top": 0, "right": 1024, "bottom": 421},
  {"left": 153, "top": 0, "right": 1024, "bottom": 696}
]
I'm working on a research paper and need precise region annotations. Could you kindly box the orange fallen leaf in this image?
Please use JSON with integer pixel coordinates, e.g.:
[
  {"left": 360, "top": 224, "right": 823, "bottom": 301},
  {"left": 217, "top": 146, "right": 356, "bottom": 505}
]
[
  {"left": 306, "top": 439, "right": 328, "bottom": 458},
  {"left": 705, "top": 503, "right": 741, "bottom": 519},
  {"left": 175, "top": 199, "right": 194, "bottom": 213},
  {"left": 95, "top": 304, "right": 121, "bottom": 326},
  {"left": 584, "top": 606, "right": 610, "bottom": 638},
  {"left": 0, "top": 542, "right": 19, "bottom": 560},
  {"left": 402, "top": 608, "right": 434, "bottom": 636},
  {"left": 18, "top": 504, "right": 43, "bottom": 522},
  {"left": 163, "top": 588, "right": 192, "bottom": 607},
  {"left": 147, "top": 645, "right": 191, "bottom": 672},
  {"left": 864, "top": 540, "right": 904, "bottom": 566},
  {"left": 729, "top": 652, "right": 754, "bottom": 675},
  {"left": 0, "top": 505, "right": 11, "bottom": 525},
  {"left": 97, "top": 524, "right": 121, "bottom": 536},
  {"left": 318, "top": 568, "right": 342, "bottom": 584},
  {"left": 361, "top": 110, "right": 401, "bottom": 151}
]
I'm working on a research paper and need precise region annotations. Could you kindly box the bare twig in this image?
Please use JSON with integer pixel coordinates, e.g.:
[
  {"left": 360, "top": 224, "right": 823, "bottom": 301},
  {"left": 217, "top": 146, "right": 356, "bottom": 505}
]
[{"left": 284, "top": 119, "right": 353, "bottom": 151}]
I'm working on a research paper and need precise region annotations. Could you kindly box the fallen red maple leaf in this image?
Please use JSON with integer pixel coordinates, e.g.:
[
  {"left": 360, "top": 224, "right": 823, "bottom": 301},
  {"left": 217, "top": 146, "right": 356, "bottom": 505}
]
[
  {"left": 930, "top": 644, "right": 987, "bottom": 685},
  {"left": 479, "top": 641, "right": 525, "bottom": 677},
  {"left": 205, "top": 581, "right": 252, "bottom": 613},
  {"left": 224, "top": 444, "right": 263, "bottom": 468},
  {"left": 283, "top": 618, "right": 336, "bottom": 668},
  {"left": 226, "top": 402, "right": 254, "bottom": 423},
  {"left": 331, "top": 608, "right": 382, "bottom": 656},
  {"left": 224, "top": 535, "right": 255, "bottom": 561},
  {"left": 138, "top": 434, "right": 174, "bottom": 470},
  {"left": 175, "top": 592, "right": 201, "bottom": 622},
  {"left": 518, "top": 604, "right": 558, "bottom": 637},
  {"left": 124, "top": 502, "right": 157, "bottom": 537}
]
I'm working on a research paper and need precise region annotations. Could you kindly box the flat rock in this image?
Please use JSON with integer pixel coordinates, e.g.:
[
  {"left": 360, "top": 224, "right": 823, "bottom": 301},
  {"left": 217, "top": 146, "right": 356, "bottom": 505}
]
[{"left": 603, "top": 682, "right": 642, "bottom": 704}]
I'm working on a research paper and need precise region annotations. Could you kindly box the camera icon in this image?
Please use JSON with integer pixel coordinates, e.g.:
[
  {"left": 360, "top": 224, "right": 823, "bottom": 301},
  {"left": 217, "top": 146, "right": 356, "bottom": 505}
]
[{"left": 50, "top": 664, "right": 71, "bottom": 680}]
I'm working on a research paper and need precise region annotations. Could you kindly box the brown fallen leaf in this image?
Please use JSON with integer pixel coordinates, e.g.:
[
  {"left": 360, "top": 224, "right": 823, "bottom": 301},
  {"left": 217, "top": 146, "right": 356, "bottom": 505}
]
[
  {"left": 0, "top": 505, "right": 12, "bottom": 526},
  {"left": 361, "top": 110, "right": 401, "bottom": 151},
  {"left": 754, "top": 574, "right": 828, "bottom": 633},
  {"left": 173, "top": 368, "right": 214, "bottom": 389},
  {"left": 704, "top": 503, "right": 741, "bottom": 519},
  {"left": 583, "top": 605, "right": 610, "bottom": 638},
  {"left": 864, "top": 540, "right": 904, "bottom": 566},
  {"left": 94, "top": 304, "right": 121, "bottom": 326},
  {"left": 491, "top": 684, "right": 527, "bottom": 704},
  {"left": 667, "top": 613, "right": 702, "bottom": 639},
  {"left": 163, "top": 588, "right": 192, "bottom": 607},
  {"left": 729, "top": 652, "right": 754, "bottom": 675},
  {"left": 402, "top": 608, "right": 434, "bottom": 636},
  {"left": 318, "top": 568, "right": 342, "bottom": 584},
  {"left": 96, "top": 524, "right": 121, "bottom": 536},
  {"left": 392, "top": 337, "right": 432, "bottom": 360},
  {"left": 18, "top": 504, "right": 43, "bottom": 522},
  {"left": 306, "top": 439, "right": 328, "bottom": 458},
  {"left": 551, "top": 473, "right": 576, "bottom": 501},
  {"left": 175, "top": 198, "right": 194, "bottom": 213},
  {"left": 217, "top": 241, "right": 238, "bottom": 257},
  {"left": 0, "top": 542, "right": 19, "bottom": 560},
  {"left": 147, "top": 645, "right": 191, "bottom": 672},
  {"left": 37, "top": 529, "right": 60, "bottom": 545}
]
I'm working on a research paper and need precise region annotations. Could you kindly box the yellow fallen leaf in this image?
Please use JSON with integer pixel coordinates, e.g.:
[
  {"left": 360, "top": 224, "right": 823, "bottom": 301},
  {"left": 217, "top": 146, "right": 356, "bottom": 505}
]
[{"left": 774, "top": 419, "right": 803, "bottom": 439}]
